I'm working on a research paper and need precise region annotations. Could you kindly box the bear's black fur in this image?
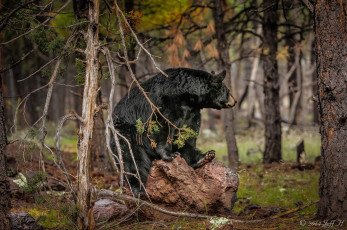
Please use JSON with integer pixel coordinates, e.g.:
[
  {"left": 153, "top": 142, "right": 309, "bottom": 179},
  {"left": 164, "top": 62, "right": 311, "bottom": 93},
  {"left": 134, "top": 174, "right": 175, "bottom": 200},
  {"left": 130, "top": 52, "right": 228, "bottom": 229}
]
[{"left": 111, "top": 68, "right": 236, "bottom": 195}]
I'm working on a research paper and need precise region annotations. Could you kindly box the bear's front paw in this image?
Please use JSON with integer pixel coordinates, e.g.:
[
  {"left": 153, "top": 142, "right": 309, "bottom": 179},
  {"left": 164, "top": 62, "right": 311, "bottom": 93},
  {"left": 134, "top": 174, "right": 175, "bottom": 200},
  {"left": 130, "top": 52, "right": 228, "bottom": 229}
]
[
  {"left": 204, "top": 150, "right": 215, "bottom": 162},
  {"left": 195, "top": 150, "right": 216, "bottom": 168}
]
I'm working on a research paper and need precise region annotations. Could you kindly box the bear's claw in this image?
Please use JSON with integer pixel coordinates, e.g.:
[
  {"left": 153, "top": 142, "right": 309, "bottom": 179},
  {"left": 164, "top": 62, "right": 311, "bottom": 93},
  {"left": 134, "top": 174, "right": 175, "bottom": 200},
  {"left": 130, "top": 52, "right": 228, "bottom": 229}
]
[
  {"left": 196, "top": 150, "right": 215, "bottom": 168},
  {"left": 204, "top": 150, "right": 215, "bottom": 161}
]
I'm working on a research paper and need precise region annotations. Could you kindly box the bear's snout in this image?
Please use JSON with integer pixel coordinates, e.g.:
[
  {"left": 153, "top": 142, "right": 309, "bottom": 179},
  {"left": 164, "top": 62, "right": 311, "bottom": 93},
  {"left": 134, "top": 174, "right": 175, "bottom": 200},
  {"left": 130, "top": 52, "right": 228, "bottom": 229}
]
[{"left": 226, "top": 95, "right": 237, "bottom": 108}]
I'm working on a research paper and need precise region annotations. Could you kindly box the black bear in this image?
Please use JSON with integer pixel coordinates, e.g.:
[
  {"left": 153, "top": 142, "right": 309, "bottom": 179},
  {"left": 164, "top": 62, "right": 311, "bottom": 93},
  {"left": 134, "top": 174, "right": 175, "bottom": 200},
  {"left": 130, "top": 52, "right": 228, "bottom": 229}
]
[{"left": 111, "top": 68, "right": 236, "bottom": 196}]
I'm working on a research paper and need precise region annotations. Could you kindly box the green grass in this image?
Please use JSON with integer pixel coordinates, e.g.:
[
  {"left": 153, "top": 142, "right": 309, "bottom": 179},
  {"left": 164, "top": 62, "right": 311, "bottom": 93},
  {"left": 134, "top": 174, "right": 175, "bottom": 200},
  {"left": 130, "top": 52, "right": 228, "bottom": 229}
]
[
  {"left": 28, "top": 206, "right": 78, "bottom": 229},
  {"left": 234, "top": 164, "right": 319, "bottom": 215},
  {"left": 197, "top": 126, "right": 321, "bottom": 216},
  {"left": 197, "top": 126, "right": 321, "bottom": 164},
  {"left": 9, "top": 120, "right": 79, "bottom": 154}
]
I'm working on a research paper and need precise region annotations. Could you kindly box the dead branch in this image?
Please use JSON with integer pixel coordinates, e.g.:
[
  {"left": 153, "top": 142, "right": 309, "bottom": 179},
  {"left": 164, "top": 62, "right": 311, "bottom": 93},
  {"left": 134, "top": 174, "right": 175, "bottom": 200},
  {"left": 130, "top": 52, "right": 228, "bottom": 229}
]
[
  {"left": 97, "top": 189, "right": 262, "bottom": 224},
  {"left": 0, "top": 0, "right": 40, "bottom": 32},
  {"left": 113, "top": 48, "right": 142, "bottom": 65},
  {"left": 55, "top": 112, "right": 83, "bottom": 202},
  {"left": 0, "top": 49, "right": 34, "bottom": 74},
  {"left": 269, "top": 200, "right": 318, "bottom": 219},
  {"left": 1, "top": 0, "right": 72, "bottom": 45},
  {"left": 115, "top": 130, "right": 151, "bottom": 201},
  {"left": 300, "top": 0, "right": 314, "bottom": 13},
  {"left": 10, "top": 83, "right": 49, "bottom": 135},
  {"left": 18, "top": 55, "right": 61, "bottom": 82},
  {"left": 101, "top": 47, "right": 124, "bottom": 185},
  {"left": 36, "top": 30, "right": 77, "bottom": 172},
  {"left": 97, "top": 189, "right": 318, "bottom": 225},
  {"left": 114, "top": 2, "right": 167, "bottom": 77}
]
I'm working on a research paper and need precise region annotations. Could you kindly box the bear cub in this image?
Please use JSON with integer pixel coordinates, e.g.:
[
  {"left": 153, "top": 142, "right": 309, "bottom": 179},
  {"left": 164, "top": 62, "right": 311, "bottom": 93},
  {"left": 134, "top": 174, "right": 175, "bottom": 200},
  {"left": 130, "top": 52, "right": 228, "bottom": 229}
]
[{"left": 111, "top": 68, "right": 236, "bottom": 196}]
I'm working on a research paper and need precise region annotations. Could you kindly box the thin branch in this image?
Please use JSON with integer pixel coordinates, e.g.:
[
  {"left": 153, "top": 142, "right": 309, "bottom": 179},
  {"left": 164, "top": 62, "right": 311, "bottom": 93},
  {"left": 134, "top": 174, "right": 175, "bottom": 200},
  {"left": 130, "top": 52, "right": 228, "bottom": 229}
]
[
  {"left": 101, "top": 47, "right": 123, "bottom": 182},
  {"left": 115, "top": 129, "right": 151, "bottom": 201},
  {"left": 0, "top": 0, "right": 40, "bottom": 32},
  {"left": 1, "top": 0, "right": 72, "bottom": 45},
  {"left": 114, "top": 2, "right": 167, "bottom": 77},
  {"left": 56, "top": 112, "right": 82, "bottom": 202},
  {"left": 17, "top": 54, "right": 60, "bottom": 82},
  {"left": 0, "top": 49, "right": 34, "bottom": 74},
  {"left": 300, "top": 0, "right": 314, "bottom": 13},
  {"left": 97, "top": 189, "right": 263, "bottom": 224}
]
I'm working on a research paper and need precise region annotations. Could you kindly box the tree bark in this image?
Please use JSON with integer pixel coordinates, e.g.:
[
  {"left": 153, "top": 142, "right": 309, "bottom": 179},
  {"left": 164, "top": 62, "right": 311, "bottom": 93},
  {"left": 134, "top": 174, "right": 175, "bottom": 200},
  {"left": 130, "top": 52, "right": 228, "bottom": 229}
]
[
  {"left": 77, "top": 0, "right": 99, "bottom": 228},
  {"left": 247, "top": 25, "right": 261, "bottom": 127},
  {"left": 262, "top": 0, "right": 282, "bottom": 163},
  {"left": 212, "top": 0, "right": 239, "bottom": 169},
  {"left": 0, "top": 18, "right": 12, "bottom": 229},
  {"left": 311, "top": 38, "right": 319, "bottom": 124},
  {"left": 91, "top": 91, "right": 113, "bottom": 173},
  {"left": 315, "top": 0, "right": 347, "bottom": 219}
]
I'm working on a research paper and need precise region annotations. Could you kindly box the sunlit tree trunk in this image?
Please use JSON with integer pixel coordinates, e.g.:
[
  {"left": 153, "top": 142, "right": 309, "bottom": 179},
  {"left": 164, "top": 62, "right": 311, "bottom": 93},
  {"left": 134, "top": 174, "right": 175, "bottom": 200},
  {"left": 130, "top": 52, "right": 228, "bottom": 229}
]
[
  {"left": 262, "top": 0, "right": 282, "bottom": 163},
  {"left": 77, "top": 0, "right": 99, "bottom": 228},
  {"left": 315, "top": 0, "right": 347, "bottom": 219},
  {"left": 212, "top": 0, "right": 239, "bottom": 169}
]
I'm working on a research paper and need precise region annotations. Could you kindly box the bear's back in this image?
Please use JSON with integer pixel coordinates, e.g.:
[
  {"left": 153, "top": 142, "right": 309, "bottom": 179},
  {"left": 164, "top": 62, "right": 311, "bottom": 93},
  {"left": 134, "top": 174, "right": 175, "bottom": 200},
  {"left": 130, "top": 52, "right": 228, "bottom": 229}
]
[{"left": 113, "top": 68, "right": 212, "bottom": 125}]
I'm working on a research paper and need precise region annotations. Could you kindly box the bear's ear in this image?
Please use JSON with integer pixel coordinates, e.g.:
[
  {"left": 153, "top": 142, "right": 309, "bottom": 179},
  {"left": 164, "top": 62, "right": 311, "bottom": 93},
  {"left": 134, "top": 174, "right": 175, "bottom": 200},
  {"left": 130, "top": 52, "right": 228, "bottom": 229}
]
[{"left": 211, "top": 70, "right": 226, "bottom": 83}]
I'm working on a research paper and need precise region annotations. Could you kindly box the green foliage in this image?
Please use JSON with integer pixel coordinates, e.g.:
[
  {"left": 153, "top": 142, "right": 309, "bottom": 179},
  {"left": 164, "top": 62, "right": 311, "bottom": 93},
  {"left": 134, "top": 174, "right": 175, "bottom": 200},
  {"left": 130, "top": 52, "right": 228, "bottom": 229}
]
[
  {"left": 29, "top": 205, "right": 77, "bottom": 230},
  {"left": 74, "top": 58, "right": 86, "bottom": 85},
  {"left": 135, "top": 118, "right": 146, "bottom": 134},
  {"left": 173, "top": 124, "right": 199, "bottom": 149},
  {"left": 28, "top": 27, "right": 65, "bottom": 54},
  {"left": 24, "top": 172, "right": 46, "bottom": 194},
  {"left": 135, "top": 119, "right": 159, "bottom": 135},
  {"left": 136, "top": 119, "right": 198, "bottom": 149},
  {"left": 138, "top": 0, "right": 190, "bottom": 31},
  {"left": 13, "top": 172, "right": 47, "bottom": 194},
  {"left": 28, "top": 127, "right": 39, "bottom": 140},
  {"left": 148, "top": 120, "right": 160, "bottom": 133},
  {"left": 60, "top": 202, "right": 79, "bottom": 223}
]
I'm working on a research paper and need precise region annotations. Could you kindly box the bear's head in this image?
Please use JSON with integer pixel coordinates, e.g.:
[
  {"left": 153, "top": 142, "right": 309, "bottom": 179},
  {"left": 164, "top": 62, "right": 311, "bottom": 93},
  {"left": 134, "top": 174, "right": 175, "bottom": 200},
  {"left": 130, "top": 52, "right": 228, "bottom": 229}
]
[
  {"left": 202, "top": 70, "right": 237, "bottom": 109},
  {"left": 161, "top": 68, "right": 236, "bottom": 109}
]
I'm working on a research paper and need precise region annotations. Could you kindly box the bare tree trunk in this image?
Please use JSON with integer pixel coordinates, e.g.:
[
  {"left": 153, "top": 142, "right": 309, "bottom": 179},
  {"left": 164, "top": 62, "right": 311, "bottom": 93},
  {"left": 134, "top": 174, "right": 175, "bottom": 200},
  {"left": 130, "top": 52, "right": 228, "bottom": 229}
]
[
  {"left": 199, "top": 51, "right": 216, "bottom": 133},
  {"left": 315, "top": 0, "right": 347, "bottom": 220},
  {"left": 262, "top": 0, "right": 282, "bottom": 163},
  {"left": 212, "top": 0, "right": 239, "bottom": 169},
  {"left": 0, "top": 17, "right": 12, "bottom": 228},
  {"left": 77, "top": 0, "right": 99, "bottom": 228},
  {"left": 91, "top": 91, "right": 113, "bottom": 173},
  {"left": 247, "top": 26, "right": 261, "bottom": 126},
  {"left": 289, "top": 0, "right": 303, "bottom": 126}
]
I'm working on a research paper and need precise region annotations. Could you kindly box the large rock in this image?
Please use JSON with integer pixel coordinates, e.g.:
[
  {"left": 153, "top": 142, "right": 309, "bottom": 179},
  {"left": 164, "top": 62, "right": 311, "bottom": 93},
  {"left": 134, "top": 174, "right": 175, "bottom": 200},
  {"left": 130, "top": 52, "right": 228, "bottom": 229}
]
[
  {"left": 146, "top": 156, "right": 239, "bottom": 214},
  {"left": 93, "top": 198, "right": 128, "bottom": 223},
  {"left": 10, "top": 213, "right": 44, "bottom": 230}
]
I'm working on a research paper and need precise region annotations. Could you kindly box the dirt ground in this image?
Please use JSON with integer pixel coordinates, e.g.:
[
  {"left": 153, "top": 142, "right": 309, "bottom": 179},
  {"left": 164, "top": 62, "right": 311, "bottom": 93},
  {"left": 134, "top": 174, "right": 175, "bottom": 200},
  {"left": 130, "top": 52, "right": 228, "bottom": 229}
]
[{"left": 5, "top": 141, "right": 345, "bottom": 230}]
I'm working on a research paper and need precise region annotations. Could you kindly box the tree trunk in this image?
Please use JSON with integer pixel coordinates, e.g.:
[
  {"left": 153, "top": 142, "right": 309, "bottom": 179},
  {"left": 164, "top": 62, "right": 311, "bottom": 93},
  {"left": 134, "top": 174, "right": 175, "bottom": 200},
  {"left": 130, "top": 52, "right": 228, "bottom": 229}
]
[
  {"left": 0, "top": 19, "right": 12, "bottom": 229},
  {"left": 199, "top": 51, "right": 216, "bottom": 133},
  {"left": 91, "top": 91, "right": 113, "bottom": 173},
  {"left": 262, "top": 0, "right": 282, "bottom": 163},
  {"left": 212, "top": 0, "right": 239, "bottom": 169},
  {"left": 247, "top": 25, "right": 261, "bottom": 127},
  {"left": 311, "top": 38, "right": 319, "bottom": 124},
  {"left": 77, "top": 0, "right": 99, "bottom": 228},
  {"left": 315, "top": 0, "right": 347, "bottom": 220}
]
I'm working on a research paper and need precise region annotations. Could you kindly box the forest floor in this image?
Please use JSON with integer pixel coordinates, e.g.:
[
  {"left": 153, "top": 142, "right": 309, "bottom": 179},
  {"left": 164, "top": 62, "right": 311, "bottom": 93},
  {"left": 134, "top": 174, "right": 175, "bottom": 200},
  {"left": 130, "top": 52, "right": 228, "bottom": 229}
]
[{"left": 6, "top": 125, "right": 345, "bottom": 229}]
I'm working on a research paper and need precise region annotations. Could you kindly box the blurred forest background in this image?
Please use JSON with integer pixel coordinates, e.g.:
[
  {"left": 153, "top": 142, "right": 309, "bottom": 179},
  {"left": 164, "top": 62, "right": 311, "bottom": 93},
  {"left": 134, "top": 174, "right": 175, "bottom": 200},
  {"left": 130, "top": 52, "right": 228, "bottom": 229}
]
[
  {"left": 1, "top": 0, "right": 345, "bottom": 229},
  {"left": 1, "top": 0, "right": 319, "bottom": 163}
]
